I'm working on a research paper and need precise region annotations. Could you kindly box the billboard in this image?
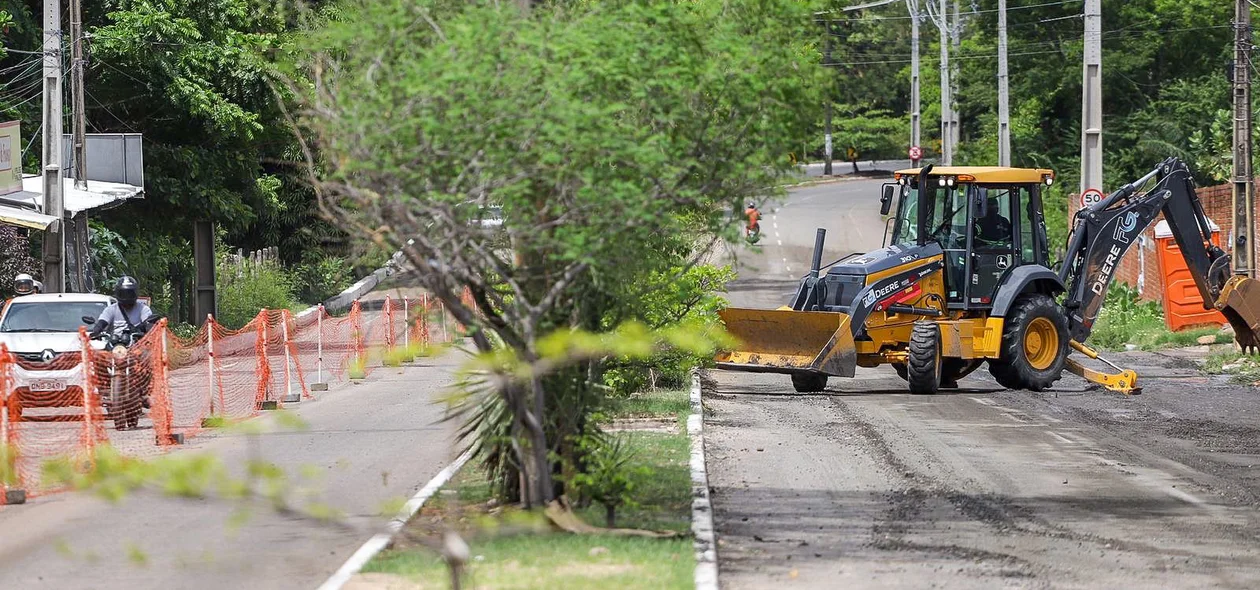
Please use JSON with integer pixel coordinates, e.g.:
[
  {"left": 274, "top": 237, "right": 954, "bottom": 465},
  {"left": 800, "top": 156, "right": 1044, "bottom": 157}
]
[{"left": 0, "top": 121, "right": 20, "bottom": 196}]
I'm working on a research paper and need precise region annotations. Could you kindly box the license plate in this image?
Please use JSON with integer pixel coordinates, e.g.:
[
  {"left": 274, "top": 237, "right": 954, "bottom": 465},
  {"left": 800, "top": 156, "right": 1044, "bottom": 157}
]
[{"left": 29, "top": 378, "right": 67, "bottom": 392}]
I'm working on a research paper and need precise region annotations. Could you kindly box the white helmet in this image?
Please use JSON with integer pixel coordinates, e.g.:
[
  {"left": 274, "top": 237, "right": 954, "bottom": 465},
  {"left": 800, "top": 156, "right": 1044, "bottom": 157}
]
[{"left": 14, "top": 273, "right": 36, "bottom": 296}]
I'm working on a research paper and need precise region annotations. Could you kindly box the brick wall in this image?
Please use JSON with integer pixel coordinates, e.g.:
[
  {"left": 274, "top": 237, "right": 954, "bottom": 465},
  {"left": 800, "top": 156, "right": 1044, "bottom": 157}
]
[{"left": 1066, "top": 180, "right": 1260, "bottom": 303}]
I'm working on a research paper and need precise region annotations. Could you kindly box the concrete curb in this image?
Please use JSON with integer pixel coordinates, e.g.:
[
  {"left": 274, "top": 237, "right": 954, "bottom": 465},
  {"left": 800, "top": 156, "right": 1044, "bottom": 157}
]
[
  {"left": 316, "top": 447, "right": 473, "bottom": 590},
  {"left": 689, "top": 370, "right": 719, "bottom": 590}
]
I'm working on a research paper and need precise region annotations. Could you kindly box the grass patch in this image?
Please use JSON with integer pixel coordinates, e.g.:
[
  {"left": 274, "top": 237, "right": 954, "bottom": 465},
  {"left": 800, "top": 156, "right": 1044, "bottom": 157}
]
[
  {"left": 364, "top": 398, "right": 694, "bottom": 589},
  {"left": 604, "top": 389, "right": 688, "bottom": 420},
  {"left": 366, "top": 533, "right": 691, "bottom": 589},
  {"left": 1088, "top": 285, "right": 1230, "bottom": 351},
  {"left": 1204, "top": 350, "right": 1260, "bottom": 383}
]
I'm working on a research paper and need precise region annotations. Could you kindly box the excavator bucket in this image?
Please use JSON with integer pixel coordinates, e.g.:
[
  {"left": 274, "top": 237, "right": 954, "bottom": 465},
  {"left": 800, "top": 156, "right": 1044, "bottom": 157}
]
[
  {"left": 714, "top": 308, "right": 857, "bottom": 377},
  {"left": 1218, "top": 275, "right": 1260, "bottom": 354}
]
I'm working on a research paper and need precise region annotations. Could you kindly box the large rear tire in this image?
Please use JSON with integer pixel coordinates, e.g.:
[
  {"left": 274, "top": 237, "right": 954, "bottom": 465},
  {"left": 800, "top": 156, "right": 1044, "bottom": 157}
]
[
  {"left": 988, "top": 294, "right": 1069, "bottom": 391},
  {"left": 907, "top": 322, "right": 942, "bottom": 395},
  {"left": 791, "top": 372, "right": 828, "bottom": 393}
]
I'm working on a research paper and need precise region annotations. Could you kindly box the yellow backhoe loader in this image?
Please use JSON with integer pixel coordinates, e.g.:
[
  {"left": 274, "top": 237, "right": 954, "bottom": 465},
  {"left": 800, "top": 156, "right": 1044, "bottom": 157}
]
[{"left": 716, "top": 158, "right": 1260, "bottom": 394}]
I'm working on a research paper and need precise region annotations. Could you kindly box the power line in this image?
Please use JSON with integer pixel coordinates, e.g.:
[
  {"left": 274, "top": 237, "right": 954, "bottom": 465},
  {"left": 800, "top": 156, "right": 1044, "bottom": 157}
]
[{"left": 817, "top": 0, "right": 1082, "bottom": 22}]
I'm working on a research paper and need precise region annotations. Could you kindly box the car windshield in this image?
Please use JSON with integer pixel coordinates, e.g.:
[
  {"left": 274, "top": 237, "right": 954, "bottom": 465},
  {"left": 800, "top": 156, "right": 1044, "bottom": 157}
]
[{"left": 0, "top": 301, "right": 108, "bottom": 333}]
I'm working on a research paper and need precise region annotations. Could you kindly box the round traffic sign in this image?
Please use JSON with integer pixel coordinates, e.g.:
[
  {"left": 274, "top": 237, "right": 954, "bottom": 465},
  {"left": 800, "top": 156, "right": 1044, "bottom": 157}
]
[
  {"left": 909, "top": 145, "right": 922, "bottom": 160},
  {"left": 1080, "top": 188, "right": 1104, "bottom": 209}
]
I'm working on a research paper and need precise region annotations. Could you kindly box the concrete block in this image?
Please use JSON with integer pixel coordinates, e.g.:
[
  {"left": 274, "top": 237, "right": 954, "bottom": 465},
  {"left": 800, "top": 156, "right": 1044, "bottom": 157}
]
[
  {"left": 259, "top": 400, "right": 279, "bottom": 411},
  {"left": 310, "top": 382, "right": 329, "bottom": 392},
  {"left": 4, "top": 489, "right": 26, "bottom": 505}
]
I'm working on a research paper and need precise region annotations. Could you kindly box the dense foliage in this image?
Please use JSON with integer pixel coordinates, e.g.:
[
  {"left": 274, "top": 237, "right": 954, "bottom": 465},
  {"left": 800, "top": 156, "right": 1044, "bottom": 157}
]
[
  {"left": 816, "top": 0, "right": 1238, "bottom": 244},
  {"left": 0, "top": 0, "right": 353, "bottom": 316}
]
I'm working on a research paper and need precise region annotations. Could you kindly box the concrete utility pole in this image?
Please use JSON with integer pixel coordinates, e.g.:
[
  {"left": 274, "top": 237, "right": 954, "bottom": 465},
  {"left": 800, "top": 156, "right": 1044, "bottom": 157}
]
[
  {"left": 1079, "top": 0, "right": 1102, "bottom": 196},
  {"left": 997, "top": 0, "right": 1010, "bottom": 166},
  {"left": 69, "top": 0, "right": 86, "bottom": 192},
  {"left": 938, "top": 0, "right": 952, "bottom": 165},
  {"left": 824, "top": 33, "right": 834, "bottom": 176},
  {"left": 949, "top": 0, "right": 961, "bottom": 151},
  {"left": 1233, "top": 0, "right": 1256, "bottom": 277},
  {"left": 908, "top": 0, "right": 921, "bottom": 165},
  {"left": 41, "top": 0, "right": 64, "bottom": 293}
]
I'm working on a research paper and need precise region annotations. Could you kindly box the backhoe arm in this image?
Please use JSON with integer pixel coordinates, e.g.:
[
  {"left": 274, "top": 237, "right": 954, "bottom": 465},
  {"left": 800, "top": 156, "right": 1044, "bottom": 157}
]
[{"left": 1058, "top": 158, "right": 1231, "bottom": 343}]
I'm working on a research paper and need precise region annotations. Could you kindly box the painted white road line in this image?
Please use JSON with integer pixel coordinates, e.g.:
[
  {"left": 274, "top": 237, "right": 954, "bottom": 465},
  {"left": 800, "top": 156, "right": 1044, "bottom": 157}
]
[
  {"left": 1048, "top": 431, "right": 1077, "bottom": 445},
  {"left": 317, "top": 448, "right": 474, "bottom": 590}
]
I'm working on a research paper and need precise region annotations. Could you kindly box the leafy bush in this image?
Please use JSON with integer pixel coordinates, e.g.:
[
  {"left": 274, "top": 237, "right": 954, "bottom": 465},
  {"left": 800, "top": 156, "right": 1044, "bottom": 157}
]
[
  {"left": 567, "top": 434, "right": 647, "bottom": 528},
  {"left": 294, "top": 253, "right": 354, "bottom": 304},
  {"left": 215, "top": 261, "right": 300, "bottom": 329}
]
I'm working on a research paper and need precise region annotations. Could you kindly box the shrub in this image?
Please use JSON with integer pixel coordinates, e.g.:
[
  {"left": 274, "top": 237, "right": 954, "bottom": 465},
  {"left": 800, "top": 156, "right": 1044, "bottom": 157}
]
[
  {"left": 567, "top": 434, "right": 647, "bottom": 528},
  {"left": 215, "top": 261, "right": 300, "bottom": 329},
  {"left": 294, "top": 253, "right": 354, "bottom": 304}
]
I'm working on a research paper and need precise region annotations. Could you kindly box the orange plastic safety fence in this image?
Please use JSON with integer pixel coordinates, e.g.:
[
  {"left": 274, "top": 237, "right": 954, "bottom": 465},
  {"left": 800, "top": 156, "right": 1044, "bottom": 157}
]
[{"left": 0, "top": 293, "right": 438, "bottom": 505}]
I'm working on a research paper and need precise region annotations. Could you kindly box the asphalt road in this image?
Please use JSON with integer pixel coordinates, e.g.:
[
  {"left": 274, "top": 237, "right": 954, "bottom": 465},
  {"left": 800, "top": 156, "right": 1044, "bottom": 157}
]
[
  {"left": 708, "top": 176, "right": 1260, "bottom": 588},
  {"left": 0, "top": 351, "right": 461, "bottom": 589}
]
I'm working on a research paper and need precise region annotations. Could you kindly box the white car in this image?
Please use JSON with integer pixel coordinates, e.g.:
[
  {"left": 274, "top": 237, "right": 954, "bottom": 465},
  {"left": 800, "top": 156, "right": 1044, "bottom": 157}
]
[{"left": 0, "top": 293, "right": 114, "bottom": 362}]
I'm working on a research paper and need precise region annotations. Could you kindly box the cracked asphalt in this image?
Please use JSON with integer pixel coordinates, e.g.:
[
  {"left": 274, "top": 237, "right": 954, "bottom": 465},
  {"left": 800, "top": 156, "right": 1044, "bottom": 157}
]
[{"left": 707, "top": 176, "right": 1260, "bottom": 589}]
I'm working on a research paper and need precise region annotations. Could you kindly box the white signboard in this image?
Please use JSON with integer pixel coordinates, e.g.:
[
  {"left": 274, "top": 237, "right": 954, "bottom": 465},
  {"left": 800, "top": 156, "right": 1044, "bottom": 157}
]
[{"left": 0, "top": 120, "right": 18, "bottom": 196}]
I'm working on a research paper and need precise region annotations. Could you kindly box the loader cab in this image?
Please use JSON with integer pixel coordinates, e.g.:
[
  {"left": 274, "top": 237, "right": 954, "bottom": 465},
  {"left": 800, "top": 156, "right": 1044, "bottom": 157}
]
[{"left": 889, "top": 167, "right": 1054, "bottom": 309}]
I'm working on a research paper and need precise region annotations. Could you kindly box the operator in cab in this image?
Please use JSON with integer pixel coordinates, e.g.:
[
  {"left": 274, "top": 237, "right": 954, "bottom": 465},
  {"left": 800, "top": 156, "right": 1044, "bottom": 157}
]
[{"left": 90, "top": 276, "right": 154, "bottom": 339}]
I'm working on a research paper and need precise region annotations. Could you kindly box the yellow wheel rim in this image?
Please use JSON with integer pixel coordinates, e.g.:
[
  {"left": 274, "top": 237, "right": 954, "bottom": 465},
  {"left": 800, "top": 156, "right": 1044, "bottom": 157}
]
[{"left": 1024, "top": 317, "right": 1059, "bottom": 371}]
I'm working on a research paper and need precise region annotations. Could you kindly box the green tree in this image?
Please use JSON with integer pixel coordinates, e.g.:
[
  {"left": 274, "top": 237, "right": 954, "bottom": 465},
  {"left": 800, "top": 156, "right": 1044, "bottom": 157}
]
[{"left": 286, "top": 0, "right": 823, "bottom": 506}]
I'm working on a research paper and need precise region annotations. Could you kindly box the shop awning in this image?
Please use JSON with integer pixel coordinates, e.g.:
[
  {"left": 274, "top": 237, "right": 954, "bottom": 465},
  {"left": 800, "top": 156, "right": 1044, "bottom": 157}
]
[{"left": 0, "top": 203, "right": 59, "bottom": 230}]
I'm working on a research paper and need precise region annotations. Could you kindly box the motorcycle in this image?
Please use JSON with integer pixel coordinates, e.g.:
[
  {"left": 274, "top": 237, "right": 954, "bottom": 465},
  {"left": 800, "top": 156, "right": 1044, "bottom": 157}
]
[
  {"left": 85, "top": 315, "right": 159, "bottom": 431},
  {"left": 745, "top": 221, "right": 762, "bottom": 244}
]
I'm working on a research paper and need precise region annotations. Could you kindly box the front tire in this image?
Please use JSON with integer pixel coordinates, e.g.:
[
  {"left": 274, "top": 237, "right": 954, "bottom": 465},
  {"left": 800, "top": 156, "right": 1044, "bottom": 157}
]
[
  {"left": 791, "top": 372, "right": 828, "bottom": 393},
  {"left": 988, "top": 294, "right": 1069, "bottom": 391},
  {"left": 907, "top": 322, "right": 942, "bottom": 395}
]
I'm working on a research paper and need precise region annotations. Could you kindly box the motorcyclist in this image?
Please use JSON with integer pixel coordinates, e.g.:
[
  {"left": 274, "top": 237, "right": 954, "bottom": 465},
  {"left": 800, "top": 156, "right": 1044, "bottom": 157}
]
[
  {"left": 90, "top": 276, "right": 154, "bottom": 339},
  {"left": 14, "top": 273, "right": 42, "bottom": 296},
  {"left": 745, "top": 203, "right": 761, "bottom": 238}
]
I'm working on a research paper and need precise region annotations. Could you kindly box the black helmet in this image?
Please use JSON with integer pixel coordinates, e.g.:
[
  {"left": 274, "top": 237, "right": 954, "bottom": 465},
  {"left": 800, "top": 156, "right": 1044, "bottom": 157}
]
[
  {"left": 14, "top": 273, "right": 35, "bottom": 296},
  {"left": 115, "top": 276, "right": 139, "bottom": 306}
]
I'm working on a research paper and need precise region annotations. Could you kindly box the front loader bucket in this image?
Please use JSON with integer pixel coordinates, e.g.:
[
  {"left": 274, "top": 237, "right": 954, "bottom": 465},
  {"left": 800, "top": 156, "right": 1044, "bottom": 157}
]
[
  {"left": 714, "top": 308, "right": 857, "bottom": 377},
  {"left": 1219, "top": 275, "right": 1260, "bottom": 354}
]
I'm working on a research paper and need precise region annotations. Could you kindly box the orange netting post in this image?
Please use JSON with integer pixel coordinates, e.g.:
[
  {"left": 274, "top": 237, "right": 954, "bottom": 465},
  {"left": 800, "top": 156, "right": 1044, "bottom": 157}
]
[
  {"left": 0, "top": 344, "right": 23, "bottom": 505},
  {"left": 255, "top": 312, "right": 274, "bottom": 410},
  {"left": 207, "top": 315, "right": 224, "bottom": 418},
  {"left": 281, "top": 309, "right": 308, "bottom": 402},
  {"left": 149, "top": 320, "right": 181, "bottom": 445},
  {"left": 78, "top": 329, "right": 101, "bottom": 469},
  {"left": 351, "top": 301, "right": 366, "bottom": 379},
  {"left": 384, "top": 296, "right": 395, "bottom": 356}
]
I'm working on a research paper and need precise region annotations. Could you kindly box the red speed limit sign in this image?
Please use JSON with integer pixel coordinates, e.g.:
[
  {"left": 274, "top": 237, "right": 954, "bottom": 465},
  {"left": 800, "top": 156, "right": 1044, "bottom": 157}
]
[
  {"left": 1079, "top": 188, "right": 1104, "bottom": 209},
  {"left": 908, "top": 145, "right": 923, "bottom": 160}
]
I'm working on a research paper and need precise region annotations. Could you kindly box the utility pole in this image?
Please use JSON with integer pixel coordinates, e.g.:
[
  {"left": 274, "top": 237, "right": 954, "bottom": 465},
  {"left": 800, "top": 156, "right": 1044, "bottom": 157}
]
[
  {"left": 949, "top": 0, "right": 961, "bottom": 151},
  {"left": 69, "top": 0, "right": 86, "bottom": 192},
  {"left": 938, "top": 0, "right": 952, "bottom": 165},
  {"left": 997, "top": 0, "right": 1010, "bottom": 166},
  {"left": 1233, "top": 0, "right": 1256, "bottom": 277},
  {"left": 1080, "top": 0, "right": 1102, "bottom": 197},
  {"left": 824, "top": 32, "right": 834, "bottom": 176},
  {"left": 41, "top": 0, "right": 64, "bottom": 293},
  {"left": 908, "top": 0, "right": 921, "bottom": 166}
]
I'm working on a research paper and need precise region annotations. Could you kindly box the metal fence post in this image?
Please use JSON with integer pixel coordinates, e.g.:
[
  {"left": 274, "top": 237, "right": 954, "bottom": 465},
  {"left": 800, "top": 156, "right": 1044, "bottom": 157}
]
[
  {"left": 281, "top": 310, "right": 299, "bottom": 404},
  {"left": 311, "top": 305, "right": 328, "bottom": 392},
  {"left": 207, "top": 315, "right": 220, "bottom": 417}
]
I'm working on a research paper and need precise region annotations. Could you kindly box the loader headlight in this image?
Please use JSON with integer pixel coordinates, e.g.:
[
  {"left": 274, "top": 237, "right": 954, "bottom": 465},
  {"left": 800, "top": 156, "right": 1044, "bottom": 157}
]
[
  {"left": 946, "top": 177, "right": 956, "bottom": 187},
  {"left": 938, "top": 177, "right": 947, "bottom": 187},
  {"left": 1044, "top": 175, "right": 1054, "bottom": 186}
]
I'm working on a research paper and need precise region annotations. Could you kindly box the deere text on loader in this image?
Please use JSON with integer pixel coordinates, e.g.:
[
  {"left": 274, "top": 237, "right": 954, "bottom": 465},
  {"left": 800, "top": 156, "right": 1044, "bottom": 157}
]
[{"left": 716, "top": 158, "right": 1260, "bottom": 394}]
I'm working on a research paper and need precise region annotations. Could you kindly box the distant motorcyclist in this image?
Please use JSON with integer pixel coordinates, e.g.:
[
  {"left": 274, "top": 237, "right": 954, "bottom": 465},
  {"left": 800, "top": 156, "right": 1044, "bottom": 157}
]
[
  {"left": 13, "top": 273, "right": 41, "bottom": 296},
  {"left": 745, "top": 203, "right": 761, "bottom": 238},
  {"left": 90, "top": 276, "right": 154, "bottom": 339}
]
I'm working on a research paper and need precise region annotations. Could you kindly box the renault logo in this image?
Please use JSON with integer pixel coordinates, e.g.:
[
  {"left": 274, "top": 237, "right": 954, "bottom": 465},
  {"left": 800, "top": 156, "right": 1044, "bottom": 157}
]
[{"left": 40, "top": 349, "right": 55, "bottom": 363}]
